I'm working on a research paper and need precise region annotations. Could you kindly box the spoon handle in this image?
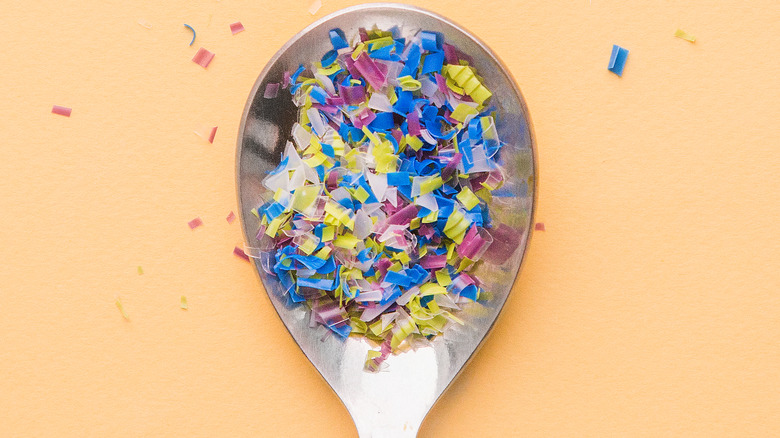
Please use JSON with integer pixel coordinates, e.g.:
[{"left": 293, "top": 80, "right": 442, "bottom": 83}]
[{"left": 355, "top": 424, "right": 419, "bottom": 438}]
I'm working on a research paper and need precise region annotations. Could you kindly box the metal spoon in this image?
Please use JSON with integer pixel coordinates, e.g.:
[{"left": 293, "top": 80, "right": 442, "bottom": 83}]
[{"left": 236, "top": 3, "right": 537, "bottom": 436}]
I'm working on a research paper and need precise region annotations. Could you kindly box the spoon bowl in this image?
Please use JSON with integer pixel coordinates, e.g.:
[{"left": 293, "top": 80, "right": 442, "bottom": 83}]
[{"left": 237, "top": 3, "right": 536, "bottom": 436}]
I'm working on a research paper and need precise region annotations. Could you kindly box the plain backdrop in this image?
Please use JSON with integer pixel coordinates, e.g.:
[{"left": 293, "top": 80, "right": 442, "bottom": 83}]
[{"left": 0, "top": 0, "right": 778, "bottom": 436}]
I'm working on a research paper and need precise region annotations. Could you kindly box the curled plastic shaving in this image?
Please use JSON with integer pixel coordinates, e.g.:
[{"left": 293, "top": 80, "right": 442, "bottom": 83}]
[
  {"left": 183, "top": 24, "right": 196, "bottom": 46},
  {"left": 256, "top": 26, "right": 517, "bottom": 369}
]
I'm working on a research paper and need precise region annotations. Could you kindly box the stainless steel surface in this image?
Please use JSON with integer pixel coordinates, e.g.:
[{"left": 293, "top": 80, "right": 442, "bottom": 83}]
[{"left": 236, "top": 4, "right": 537, "bottom": 437}]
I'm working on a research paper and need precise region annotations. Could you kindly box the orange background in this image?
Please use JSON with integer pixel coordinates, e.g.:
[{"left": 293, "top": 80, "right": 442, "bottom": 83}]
[{"left": 1, "top": 0, "right": 778, "bottom": 436}]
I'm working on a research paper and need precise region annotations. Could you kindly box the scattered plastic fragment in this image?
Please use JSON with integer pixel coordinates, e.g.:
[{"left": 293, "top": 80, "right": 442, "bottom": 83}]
[
  {"left": 234, "top": 246, "right": 250, "bottom": 262},
  {"left": 116, "top": 298, "right": 130, "bottom": 321},
  {"left": 254, "top": 26, "right": 518, "bottom": 364},
  {"left": 607, "top": 44, "right": 629, "bottom": 77},
  {"left": 137, "top": 19, "right": 152, "bottom": 29},
  {"left": 226, "top": 211, "right": 236, "bottom": 224},
  {"left": 192, "top": 47, "right": 215, "bottom": 68},
  {"left": 137, "top": 266, "right": 144, "bottom": 275},
  {"left": 264, "top": 83, "right": 280, "bottom": 99},
  {"left": 193, "top": 125, "right": 218, "bottom": 143},
  {"left": 674, "top": 29, "right": 696, "bottom": 43},
  {"left": 183, "top": 24, "right": 196, "bottom": 46},
  {"left": 534, "top": 222, "right": 545, "bottom": 231},
  {"left": 51, "top": 105, "right": 72, "bottom": 117},
  {"left": 188, "top": 217, "right": 204, "bottom": 229},
  {"left": 230, "top": 21, "right": 245, "bottom": 35},
  {"left": 180, "top": 296, "right": 188, "bottom": 310},
  {"left": 308, "top": 0, "right": 322, "bottom": 15}
]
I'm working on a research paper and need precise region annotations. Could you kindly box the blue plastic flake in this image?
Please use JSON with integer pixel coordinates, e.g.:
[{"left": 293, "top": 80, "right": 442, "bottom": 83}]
[
  {"left": 384, "top": 270, "right": 413, "bottom": 287},
  {"left": 369, "top": 44, "right": 398, "bottom": 61},
  {"left": 420, "top": 31, "right": 442, "bottom": 52},
  {"left": 310, "top": 86, "right": 328, "bottom": 104},
  {"left": 321, "top": 49, "right": 338, "bottom": 67},
  {"left": 459, "top": 284, "right": 479, "bottom": 301},
  {"left": 298, "top": 277, "right": 338, "bottom": 291},
  {"left": 387, "top": 171, "right": 411, "bottom": 186},
  {"left": 426, "top": 116, "right": 456, "bottom": 140},
  {"left": 327, "top": 322, "right": 352, "bottom": 338},
  {"left": 400, "top": 44, "right": 421, "bottom": 78},
  {"left": 608, "top": 44, "right": 629, "bottom": 77},
  {"left": 321, "top": 143, "right": 335, "bottom": 157},
  {"left": 393, "top": 90, "right": 413, "bottom": 114},
  {"left": 329, "top": 28, "right": 349, "bottom": 50},
  {"left": 369, "top": 112, "right": 395, "bottom": 130},
  {"left": 290, "top": 65, "right": 305, "bottom": 84},
  {"left": 421, "top": 51, "right": 445, "bottom": 75}
]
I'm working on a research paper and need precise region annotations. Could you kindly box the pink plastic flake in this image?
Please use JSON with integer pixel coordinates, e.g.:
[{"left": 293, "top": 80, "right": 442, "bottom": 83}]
[
  {"left": 192, "top": 47, "right": 215, "bottom": 68},
  {"left": 230, "top": 22, "right": 245, "bottom": 35},
  {"left": 52, "top": 105, "right": 72, "bottom": 117},
  {"left": 188, "top": 217, "right": 203, "bottom": 230}
]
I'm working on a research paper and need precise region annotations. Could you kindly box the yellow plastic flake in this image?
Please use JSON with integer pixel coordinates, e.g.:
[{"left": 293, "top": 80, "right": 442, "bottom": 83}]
[
  {"left": 398, "top": 75, "right": 422, "bottom": 91},
  {"left": 299, "top": 235, "right": 320, "bottom": 255},
  {"left": 475, "top": 187, "right": 493, "bottom": 204},
  {"left": 370, "top": 319, "right": 393, "bottom": 336},
  {"left": 445, "top": 77, "right": 464, "bottom": 94},
  {"left": 318, "top": 63, "right": 342, "bottom": 76},
  {"left": 447, "top": 242, "right": 457, "bottom": 260},
  {"left": 361, "top": 126, "right": 380, "bottom": 145},
  {"left": 315, "top": 246, "right": 332, "bottom": 259},
  {"left": 137, "top": 266, "right": 143, "bottom": 275},
  {"left": 435, "top": 269, "right": 452, "bottom": 286},
  {"left": 366, "top": 36, "right": 394, "bottom": 50},
  {"left": 324, "top": 201, "right": 353, "bottom": 228},
  {"left": 391, "top": 317, "right": 417, "bottom": 349},
  {"left": 443, "top": 210, "right": 470, "bottom": 244},
  {"left": 456, "top": 187, "right": 480, "bottom": 210},
  {"left": 291, "top": 185, "right": 320, "bottom": 213},
  {"left": 373, "top": 140, "right": 398, "bottom": 173},
  {"left": 419, "top": 245, "right": 428, "bottom": 258},
  {"left": 351, "top": 42, "right": 366, "bottom": 60},
  {"left": 387, "top": 87, "right": 398, "bottom": 104},
  {"left": 344, "top": 148, "right": 362, "bottom": 170},
  {"left": 350, "top": 317, "right": 368, "bottom": 335},
  {"left": 368, "top": 28, "right": 392, "bottom": 39},
  {"left": 405, "top": 135, "right": 423, "bottom": 151},
  {"left": 304, "top": 151, "right": 328, "bottom": 167},
  {"left": 420, "top": 176, "right": 443, "bottom": 195},
  {"left": 331, "top": 138, "right": 346, "bottom": 156},
  {"left": 457, "top": 257, "right": 474, "bottom": 273},
  {"left": 353, "top": 186, "right": 370, "bottom": 203},
  {"left": 444, "top": 64, "right": 492, "bottom": 105},
  {"left": 266, "top": 212, "right": 291, "bottom": 237},
  {"left": 334, "top": 233, "right": 360, "bottom": 249},
  {"left": 422, "top": 209, "right": 438, "bottom": 223},
  {"left": 674, "top": 28, "right": 696, "bottom": 43},
  {"left": 427, "top": 300, "right": 441, "bottom": 314},
  {"left": 450, "top": 103, "right": 479, "bottom": 123},
  {"left": 409, "top": 217, "right": 421, "bottom": 230},
  {"left": 420, "top": 282, "right": 447, "bottom": 296},
  {"left": 392, "top": 250, "right": 411, "bottom": 264},
  {"left": 321, "top": 225, "right": 335, "bottom": 242},
  {"left": 115, "top": 298, "right": 130, "bottom": 321},
  {"left": 180, "top": 296, "right": 188, "bottom": 310}
]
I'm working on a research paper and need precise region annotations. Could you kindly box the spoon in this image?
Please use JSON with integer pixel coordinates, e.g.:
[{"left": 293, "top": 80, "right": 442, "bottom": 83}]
[{"left": 236, "top": 3, "right": 537, "bottom": 436}]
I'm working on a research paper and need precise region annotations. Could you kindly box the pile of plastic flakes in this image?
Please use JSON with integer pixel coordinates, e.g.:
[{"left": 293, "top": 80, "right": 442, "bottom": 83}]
[{"left": 254, "top": 27, "right": 509, "bottom": 372}]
